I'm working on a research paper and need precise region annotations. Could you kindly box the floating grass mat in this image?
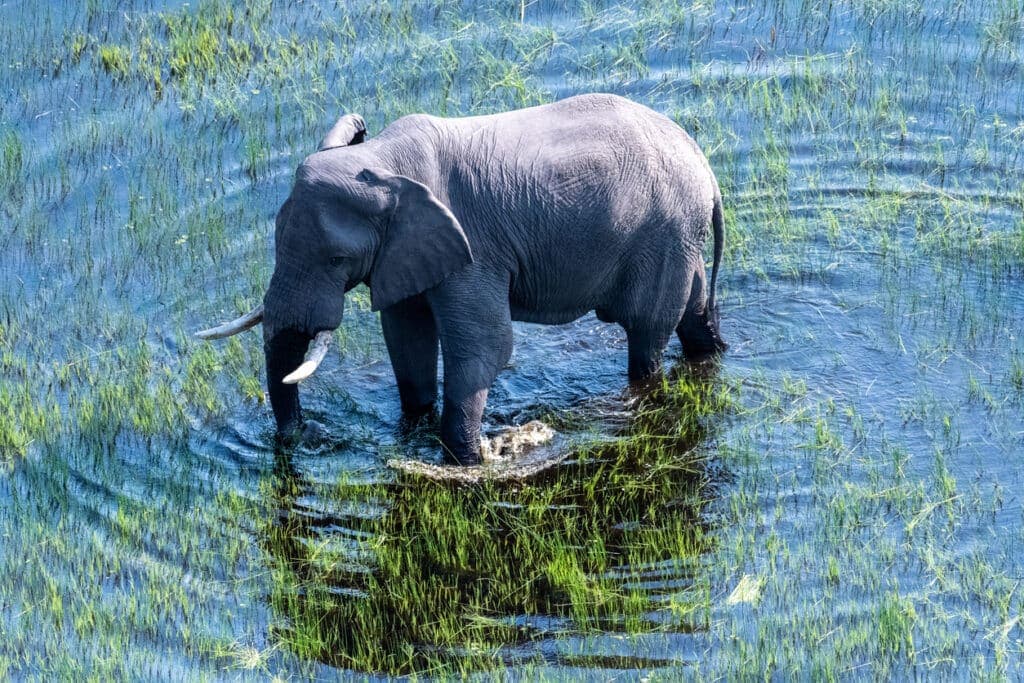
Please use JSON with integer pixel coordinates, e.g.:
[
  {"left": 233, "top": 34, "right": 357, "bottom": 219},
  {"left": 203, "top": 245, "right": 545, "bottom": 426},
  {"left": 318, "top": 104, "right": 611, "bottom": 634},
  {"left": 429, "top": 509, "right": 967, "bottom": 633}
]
[{"left": 387, "top": 421, "right": 568, "bottom": 482}]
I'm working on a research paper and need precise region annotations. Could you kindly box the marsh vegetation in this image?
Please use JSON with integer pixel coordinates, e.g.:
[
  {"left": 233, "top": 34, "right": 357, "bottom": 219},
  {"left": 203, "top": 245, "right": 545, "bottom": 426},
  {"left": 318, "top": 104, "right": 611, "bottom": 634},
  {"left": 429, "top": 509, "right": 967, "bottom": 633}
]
[{"left": 1, "top": 0, "right": 1022, "bottom": 678}]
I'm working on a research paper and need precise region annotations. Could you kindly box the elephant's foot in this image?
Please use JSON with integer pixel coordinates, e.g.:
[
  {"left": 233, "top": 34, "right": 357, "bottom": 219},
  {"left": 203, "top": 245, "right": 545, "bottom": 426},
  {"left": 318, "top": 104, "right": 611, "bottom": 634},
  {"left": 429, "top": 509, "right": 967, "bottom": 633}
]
[
  {"left": 628, "top": 358, "right": 664, "bottom": 384},
  {"left": 442, "top": 444, "right": 483, "bottom": 467},
  {"left": 680, "top": 324, "right": 728, "bottom": 361},
  {"left": 678, "top": 309, "right": 728, "bottom": 361},
  {"left": 440, "top": 390, "right": 487, "bottom": 466},
  {"left": 440, "top": 422, "right": 483, "bottom": 465},
  {"left": 274, "top": 419, "right": 329, "bottom": 449},
  {"left": 627, "top": 371, "right": 665, "bottom": 396},
  {"left": 398, "top": 404, "right": 438, "bottom": 433}
]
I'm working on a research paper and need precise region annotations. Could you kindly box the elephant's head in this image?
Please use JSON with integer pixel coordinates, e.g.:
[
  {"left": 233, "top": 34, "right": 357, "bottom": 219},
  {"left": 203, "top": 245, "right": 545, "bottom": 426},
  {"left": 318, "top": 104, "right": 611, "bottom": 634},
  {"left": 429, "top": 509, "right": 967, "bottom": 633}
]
[{"left": 197, "top": 114, "right": 472, "bottom": 442}]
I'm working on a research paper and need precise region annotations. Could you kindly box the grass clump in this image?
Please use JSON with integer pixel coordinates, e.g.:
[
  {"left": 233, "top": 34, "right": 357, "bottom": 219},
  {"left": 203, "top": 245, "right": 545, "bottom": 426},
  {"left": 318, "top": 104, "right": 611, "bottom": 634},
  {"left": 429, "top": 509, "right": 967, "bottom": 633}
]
[
  {"left": 163, "top": 1, "right": 255, "bottom": 84},
  {"left": 97, "top": 44, "right": 130, "bottom": 79},
  {"left": 877, "top": 592, "right": 917, "bottom": 659},
  {"left": 0, "top": 130, "right": 24, "bottom": 203}
]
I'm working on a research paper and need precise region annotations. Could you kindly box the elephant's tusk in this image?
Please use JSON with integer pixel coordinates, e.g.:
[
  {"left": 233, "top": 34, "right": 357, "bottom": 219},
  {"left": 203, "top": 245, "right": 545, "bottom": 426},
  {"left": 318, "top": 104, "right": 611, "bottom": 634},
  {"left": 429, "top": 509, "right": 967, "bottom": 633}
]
[
  {"left": 195, "top": 305, "right": 264, "bottom": 340},
  {"left": 282, "top": 330, "right": 333, "bottom": 384}
]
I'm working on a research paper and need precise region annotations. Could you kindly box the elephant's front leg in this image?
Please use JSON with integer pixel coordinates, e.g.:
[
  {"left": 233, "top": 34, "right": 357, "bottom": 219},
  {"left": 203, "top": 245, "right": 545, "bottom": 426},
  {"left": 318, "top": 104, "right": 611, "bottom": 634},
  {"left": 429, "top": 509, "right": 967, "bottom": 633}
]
[
  {"left": 430, "top": 269, "right": 513, "bottom": 465},
  {"left": 381, "top": 294, "right": 439, "bottom": 423},
  {"left": 440, "top": 389, "right": 490, "bottom": 465}
]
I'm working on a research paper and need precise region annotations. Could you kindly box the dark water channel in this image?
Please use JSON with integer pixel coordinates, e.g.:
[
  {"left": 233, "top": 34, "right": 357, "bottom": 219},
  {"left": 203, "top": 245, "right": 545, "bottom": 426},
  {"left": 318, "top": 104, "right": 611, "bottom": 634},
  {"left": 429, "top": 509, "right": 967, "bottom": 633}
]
[{"left": 1, "top": 0, "right": 1023, "bottom": 679}]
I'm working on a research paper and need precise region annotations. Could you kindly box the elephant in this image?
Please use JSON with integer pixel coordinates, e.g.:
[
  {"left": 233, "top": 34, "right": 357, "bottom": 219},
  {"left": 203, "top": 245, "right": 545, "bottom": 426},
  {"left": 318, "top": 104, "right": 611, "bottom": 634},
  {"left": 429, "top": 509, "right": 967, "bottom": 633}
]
[{"left": 197, "top": 94, "right": 727, "bottom": 465}]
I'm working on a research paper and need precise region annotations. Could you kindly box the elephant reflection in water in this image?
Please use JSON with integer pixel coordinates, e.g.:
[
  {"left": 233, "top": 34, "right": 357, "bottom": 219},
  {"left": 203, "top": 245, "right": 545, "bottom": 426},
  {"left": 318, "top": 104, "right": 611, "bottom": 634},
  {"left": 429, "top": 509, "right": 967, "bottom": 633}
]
[{"left": 260, "top": 367, "right": 724, "bottom": 673}]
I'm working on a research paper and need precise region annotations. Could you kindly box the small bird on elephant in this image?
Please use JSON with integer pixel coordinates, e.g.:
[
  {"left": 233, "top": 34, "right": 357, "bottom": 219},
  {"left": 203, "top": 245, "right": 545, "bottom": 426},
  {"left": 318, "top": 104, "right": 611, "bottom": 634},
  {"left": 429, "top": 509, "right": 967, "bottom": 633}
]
[{"left": 197, "top": 93, "right": 727, "bottom": 465}]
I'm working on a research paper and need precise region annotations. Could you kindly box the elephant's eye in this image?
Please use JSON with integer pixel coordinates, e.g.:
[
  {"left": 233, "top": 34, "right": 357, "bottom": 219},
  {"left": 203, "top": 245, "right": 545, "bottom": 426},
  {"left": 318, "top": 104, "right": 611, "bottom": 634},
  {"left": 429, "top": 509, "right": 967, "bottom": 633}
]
[{"left": 329, "top": 256, "right": 345, "bottom": 267}]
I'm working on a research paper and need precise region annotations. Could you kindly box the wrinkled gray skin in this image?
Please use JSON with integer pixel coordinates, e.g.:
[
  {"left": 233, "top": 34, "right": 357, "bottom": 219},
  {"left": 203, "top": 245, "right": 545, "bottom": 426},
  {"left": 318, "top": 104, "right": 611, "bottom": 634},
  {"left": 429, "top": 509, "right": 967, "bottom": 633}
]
[{"left": 264, "top": 94, "right": 726, "bottom": 464}]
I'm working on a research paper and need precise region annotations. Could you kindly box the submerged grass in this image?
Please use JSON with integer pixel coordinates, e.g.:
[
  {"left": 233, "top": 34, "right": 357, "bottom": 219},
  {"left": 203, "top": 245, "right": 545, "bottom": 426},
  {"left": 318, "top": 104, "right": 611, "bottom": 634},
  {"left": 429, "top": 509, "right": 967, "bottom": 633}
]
[{"left": 0, "top": 0, "right": 1022, "bottom": 679}]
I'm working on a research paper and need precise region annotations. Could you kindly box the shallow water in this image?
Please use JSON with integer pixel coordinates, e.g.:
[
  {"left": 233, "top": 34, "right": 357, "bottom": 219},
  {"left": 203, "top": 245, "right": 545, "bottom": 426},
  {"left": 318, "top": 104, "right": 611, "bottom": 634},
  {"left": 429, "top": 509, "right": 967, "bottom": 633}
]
[{"left": 2, "top": 0, "right": 1023, "bottom": 679}]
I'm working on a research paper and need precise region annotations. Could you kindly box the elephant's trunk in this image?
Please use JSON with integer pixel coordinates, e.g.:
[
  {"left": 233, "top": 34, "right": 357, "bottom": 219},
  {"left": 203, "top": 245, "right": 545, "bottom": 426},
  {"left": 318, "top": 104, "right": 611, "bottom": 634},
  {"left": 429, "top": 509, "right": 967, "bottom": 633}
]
[{"left": 265, "top": 328, "right": 313, "bottom": 439}]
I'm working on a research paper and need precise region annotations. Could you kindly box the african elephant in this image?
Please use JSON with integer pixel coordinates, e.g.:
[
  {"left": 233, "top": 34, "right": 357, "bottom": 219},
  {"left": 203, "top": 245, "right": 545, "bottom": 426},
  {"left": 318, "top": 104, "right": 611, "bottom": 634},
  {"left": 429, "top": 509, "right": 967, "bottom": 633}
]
[{"left": 197, "top": 94, "right": 726, "bottom": 464}]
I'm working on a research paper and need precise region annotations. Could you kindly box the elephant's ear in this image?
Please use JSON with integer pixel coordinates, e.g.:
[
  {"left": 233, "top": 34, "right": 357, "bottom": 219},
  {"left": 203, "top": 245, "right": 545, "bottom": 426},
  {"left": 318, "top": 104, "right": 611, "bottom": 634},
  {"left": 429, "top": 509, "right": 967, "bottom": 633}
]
[
  {"left": 318, "top": 114, "right": 367, "bottom": 151},
  {"left": 359, "top": 169, "right": 473, "bottom": 312}
]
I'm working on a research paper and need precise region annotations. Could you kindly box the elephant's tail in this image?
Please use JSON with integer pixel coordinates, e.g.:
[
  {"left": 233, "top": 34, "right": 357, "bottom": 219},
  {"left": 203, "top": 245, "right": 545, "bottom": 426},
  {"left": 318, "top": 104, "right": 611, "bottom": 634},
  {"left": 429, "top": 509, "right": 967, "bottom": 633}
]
[{"left": 707, "top": 190, "right": 724, "bottom": 316}]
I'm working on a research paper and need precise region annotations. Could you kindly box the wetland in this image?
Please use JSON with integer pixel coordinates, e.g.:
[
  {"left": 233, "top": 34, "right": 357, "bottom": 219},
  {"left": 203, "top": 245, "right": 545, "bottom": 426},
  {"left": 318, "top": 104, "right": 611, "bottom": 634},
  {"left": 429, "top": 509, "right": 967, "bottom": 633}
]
[{"left": 1, "top": 0, "right": 1023, "bottom": 679}]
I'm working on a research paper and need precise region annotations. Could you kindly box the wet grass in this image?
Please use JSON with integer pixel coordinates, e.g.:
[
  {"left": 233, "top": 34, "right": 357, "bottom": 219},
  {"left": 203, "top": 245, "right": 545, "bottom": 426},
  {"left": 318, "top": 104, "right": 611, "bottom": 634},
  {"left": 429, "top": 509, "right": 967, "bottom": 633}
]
[
  {"left": 263, "top": 373, "right": 728, "bottom": 675},
  {"left": 1, "top": 0, "right": 1023, "bottom": 679}
]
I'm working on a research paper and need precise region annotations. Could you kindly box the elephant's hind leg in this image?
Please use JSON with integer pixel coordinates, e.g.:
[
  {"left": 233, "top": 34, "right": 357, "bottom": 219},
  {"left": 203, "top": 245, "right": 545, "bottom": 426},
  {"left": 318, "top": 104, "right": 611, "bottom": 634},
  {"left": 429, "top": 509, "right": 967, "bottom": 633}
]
[
  {"left": 381, "top": 294, "right": 439, "bottom": 422},
  {"left": 625, "top": 325, "right": 674, "bottom": 383},
  {"left": 613, "top": 252, "right": 687, "bottom": 383}
]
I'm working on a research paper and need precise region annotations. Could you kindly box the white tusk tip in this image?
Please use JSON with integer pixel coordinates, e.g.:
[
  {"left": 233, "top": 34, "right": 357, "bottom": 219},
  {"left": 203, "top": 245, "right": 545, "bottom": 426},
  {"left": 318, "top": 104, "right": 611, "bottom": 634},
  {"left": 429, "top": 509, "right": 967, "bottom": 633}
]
[
  {"left": 282, "top": 361, "right": 317, "bottom": 385},
  {"left": 281, "top": 329, "right": 333, "bottom": 384}
]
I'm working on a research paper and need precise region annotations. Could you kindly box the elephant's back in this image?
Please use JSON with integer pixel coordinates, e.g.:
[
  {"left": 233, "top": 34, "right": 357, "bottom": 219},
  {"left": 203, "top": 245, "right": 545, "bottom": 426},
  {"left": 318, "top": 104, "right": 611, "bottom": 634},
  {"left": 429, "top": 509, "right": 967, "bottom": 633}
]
[
  {"left": 443, "top": 96, "right": 716, "bottom": 317},
  {"left": 458, "top": 93, "right": 708, "bottom": 167},
  {"left": 481, "top": 94, "right": 713, "bottom": 218}
]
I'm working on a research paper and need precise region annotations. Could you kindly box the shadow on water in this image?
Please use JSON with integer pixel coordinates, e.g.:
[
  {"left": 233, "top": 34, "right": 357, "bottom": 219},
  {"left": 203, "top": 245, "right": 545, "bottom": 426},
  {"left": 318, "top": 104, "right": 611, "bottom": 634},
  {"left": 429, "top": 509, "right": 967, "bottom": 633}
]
[{"left": 259, "top": 361, "right": 730, "bottom": 675}]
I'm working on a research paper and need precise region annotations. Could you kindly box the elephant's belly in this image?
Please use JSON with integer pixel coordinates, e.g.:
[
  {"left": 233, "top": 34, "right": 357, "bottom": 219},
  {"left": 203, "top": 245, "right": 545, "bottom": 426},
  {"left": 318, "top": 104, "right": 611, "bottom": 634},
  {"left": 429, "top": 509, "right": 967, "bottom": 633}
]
[
  {"left": 507, "top": 261, "right": 617, "bottom": 325},
  {"left": 509, "top": 305, "right": 591, "bottom": 325}
]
